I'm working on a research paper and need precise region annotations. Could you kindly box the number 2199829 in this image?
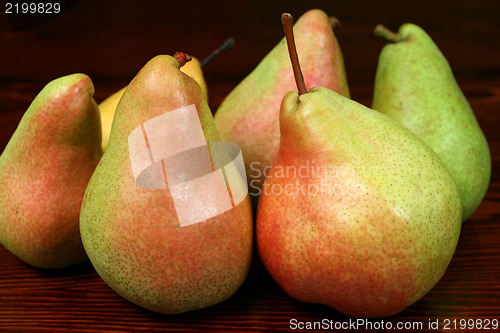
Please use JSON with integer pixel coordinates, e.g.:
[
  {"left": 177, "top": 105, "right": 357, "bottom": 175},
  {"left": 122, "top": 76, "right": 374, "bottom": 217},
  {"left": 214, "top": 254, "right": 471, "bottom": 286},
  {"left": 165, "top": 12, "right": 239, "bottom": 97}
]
[
  {"left": 443, "top": 318, "right": 498, "bottom": 330},
  {"left": 5, "top": 2, "right": 61, "bottom": 14}
]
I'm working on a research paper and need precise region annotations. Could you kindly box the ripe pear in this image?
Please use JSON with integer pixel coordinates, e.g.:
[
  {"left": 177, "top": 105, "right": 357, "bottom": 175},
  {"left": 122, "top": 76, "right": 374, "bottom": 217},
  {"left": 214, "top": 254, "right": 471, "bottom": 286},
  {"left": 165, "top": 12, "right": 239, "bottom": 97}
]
[
  {"left": 0, "top": 74, "right": 102, "bottom": 268},
  {"left": 80, "top": 54, "right": 253, "bottom": 315},
  {"left": 214, "top": 9, "right": 349, "bottom": 195},
  {"left": 257, "top": 86, "right": 462, "bottom": 318},
  {"left": 99, "top": 57, "right": 208, "bottom": 152},
  {"left": 98, "top": 86, "right": 126, "bottom": 152},
  {"left": 372, "top": 23, "right": 491, "bottom": 221},
  {"left": 256, "top": 13, "right": 462, "bottom": 318}
]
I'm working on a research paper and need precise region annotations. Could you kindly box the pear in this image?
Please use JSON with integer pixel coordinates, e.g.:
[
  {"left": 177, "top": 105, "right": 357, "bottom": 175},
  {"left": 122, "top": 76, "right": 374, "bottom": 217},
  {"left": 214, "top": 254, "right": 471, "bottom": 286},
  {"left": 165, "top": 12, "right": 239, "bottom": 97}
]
[
  {"left": 98, "top": 86, "right": 126, "bottom": 153},
  {"left": 256, "top": 13, "right": 462, "bottom": 318},
  {"left": 214, "top": 9, "right": 349, "bottom": 195},
  {"left": 99, "top": 57, "right": 208, "bottom": 152},
  {"left": 0, "top": 74, "right": 102, "bottom": 269},
  {"left": 372, "top": 23, "right": 491, "bottom": 221},
  {"left": 80, "top": 53, "right": 253, "bottom": 315}
]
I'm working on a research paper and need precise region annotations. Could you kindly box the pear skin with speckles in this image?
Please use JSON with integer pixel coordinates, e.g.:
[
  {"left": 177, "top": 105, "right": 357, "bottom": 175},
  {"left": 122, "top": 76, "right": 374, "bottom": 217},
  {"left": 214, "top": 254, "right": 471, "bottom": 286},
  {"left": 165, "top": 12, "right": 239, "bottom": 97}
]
[
  {"left": 0, "top": 74, "right": 102, "bottom": 268},
  {"left": 79, "top": 55, "right": 253, "bottom": 315},
  {"left": 98, "top": 56, "right": 208, "bottom": 152},
  {"left": 214, "top": 9, "right": 349, "bottom": 194},
  {"left": 256, "top": 87, "right": 462, "bottom": 318},
  {"left": 372, "top": 23, "right": 491, "bottom": 221}
]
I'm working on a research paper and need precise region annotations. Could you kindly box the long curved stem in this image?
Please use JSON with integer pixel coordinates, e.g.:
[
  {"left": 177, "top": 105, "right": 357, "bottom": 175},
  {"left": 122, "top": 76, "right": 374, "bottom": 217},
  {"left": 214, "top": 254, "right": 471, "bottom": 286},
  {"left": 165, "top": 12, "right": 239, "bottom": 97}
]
[
  {"left": 201, "top": 38, "right": 235, "bottom": 69},
  {"left": 282, "top": 13, "right": 307, "bottom": 95}
]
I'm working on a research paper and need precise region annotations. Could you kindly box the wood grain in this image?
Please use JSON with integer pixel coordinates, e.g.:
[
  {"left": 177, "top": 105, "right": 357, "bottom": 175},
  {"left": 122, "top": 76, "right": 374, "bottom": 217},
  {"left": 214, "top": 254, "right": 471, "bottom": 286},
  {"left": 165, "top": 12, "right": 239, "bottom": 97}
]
[{"left": 1, "top": 0, "right": 499, "bottom": 332}]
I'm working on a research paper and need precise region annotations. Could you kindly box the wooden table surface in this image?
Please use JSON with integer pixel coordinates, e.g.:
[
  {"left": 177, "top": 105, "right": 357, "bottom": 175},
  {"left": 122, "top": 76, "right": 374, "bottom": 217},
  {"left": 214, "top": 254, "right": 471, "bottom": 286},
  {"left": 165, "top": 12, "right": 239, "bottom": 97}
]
[{"left": 1, "top": 1, "right": 499, "bottom": 332}]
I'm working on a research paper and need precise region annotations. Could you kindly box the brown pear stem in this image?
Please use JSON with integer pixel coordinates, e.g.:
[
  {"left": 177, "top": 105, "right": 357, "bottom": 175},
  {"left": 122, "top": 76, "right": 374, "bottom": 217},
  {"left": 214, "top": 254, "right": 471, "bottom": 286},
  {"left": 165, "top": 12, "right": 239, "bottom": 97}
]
[
  {"left": 173, "top": 52, "right": 192, "bottom": 67},
  {"left": 200, "top": 37, "right": 235, "bottom": 69},
  {"left": 374, "top": 24, "right": 402, "bottom": 42},
  {"left": 329, "top": 16, "right": 341, "bottom": 29},
  {"left": 281, "top": 13, "right": 307, "bottom": 95}
]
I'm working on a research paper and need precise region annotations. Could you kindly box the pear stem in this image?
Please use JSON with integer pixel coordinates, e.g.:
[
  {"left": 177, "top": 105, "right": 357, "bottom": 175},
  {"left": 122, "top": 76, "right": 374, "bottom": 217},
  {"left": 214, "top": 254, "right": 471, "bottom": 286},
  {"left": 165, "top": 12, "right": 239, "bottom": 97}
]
[
  {"left": 329, "top": 16, "right": 341, "bottom": 29},
  {"left": 173, "top": 52, "right": 192, "bottom": 67},
  {"left": 200, "top": 37, "right": 235, "bottom": 69},
  {"left": 281, "top": 12, "right": 307, "bottom": 95},
  {"left": 374, "top": 24, "right": 402, "bottom": 42}
]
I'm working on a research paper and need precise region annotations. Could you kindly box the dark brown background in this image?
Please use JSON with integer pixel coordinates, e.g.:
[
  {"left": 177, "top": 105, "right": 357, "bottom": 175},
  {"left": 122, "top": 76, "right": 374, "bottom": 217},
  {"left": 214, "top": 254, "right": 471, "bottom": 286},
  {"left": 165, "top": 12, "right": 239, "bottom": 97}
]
[{"left": 1, "top": 0, "right": 499, "bottom": 332}]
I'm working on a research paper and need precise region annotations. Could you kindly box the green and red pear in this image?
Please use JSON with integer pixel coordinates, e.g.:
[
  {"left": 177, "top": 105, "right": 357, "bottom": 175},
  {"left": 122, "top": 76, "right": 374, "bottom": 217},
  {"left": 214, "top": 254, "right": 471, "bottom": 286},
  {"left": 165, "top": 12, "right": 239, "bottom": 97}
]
[
  {"left": 0, "top": 73, "right": 102, "bottom": 268},
  {"left": 80, "top": 53, "right": 253, "bottom": 315},
  {"left": 215, "top": 9, "right": 349, "bottom": 195},
  {"left": 256, "top": 13, "right": 462, "bottom": 318}
]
